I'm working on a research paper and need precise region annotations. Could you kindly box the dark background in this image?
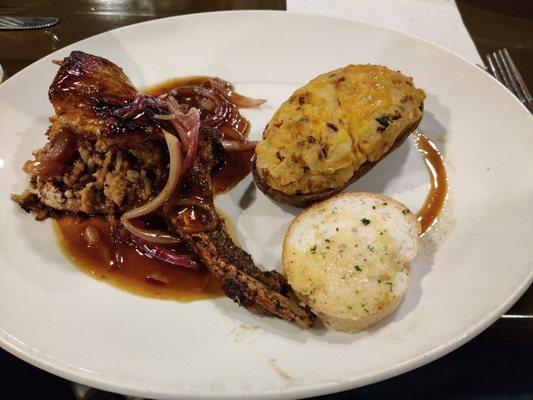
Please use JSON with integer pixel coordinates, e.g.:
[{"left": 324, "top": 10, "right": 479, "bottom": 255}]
[{"left": 1, "top": 1, "right": 532, "bottom": 399}]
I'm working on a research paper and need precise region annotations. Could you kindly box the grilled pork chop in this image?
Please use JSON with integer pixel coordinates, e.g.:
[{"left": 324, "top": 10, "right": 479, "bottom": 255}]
[
  {"left": 14, "top": 51, "right": 316, "bottom": 328},
  {"left": 167, "top": 131, "right": 315, "bottom": 328},
  {"left": 15, "top": 51, "right": 167, "bottom": 217}
]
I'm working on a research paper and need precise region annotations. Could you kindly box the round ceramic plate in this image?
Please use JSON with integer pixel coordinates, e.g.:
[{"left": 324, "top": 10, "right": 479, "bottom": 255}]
[{"left": 0, "top": 11, "right": 532, "bottom": 400}]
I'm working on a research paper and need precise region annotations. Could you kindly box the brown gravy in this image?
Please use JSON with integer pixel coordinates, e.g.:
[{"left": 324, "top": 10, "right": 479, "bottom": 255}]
[
  {"left": 412, "top": 132, "right": 448, "bottom": 235},
  {"left": 55, "top": 216, "right": 223, "bottom": 301}
]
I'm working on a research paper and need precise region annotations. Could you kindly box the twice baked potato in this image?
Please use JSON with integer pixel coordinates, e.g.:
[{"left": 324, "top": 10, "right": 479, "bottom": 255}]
[{"left": 253, "top": 65, "right": 425, "bottom": 207}]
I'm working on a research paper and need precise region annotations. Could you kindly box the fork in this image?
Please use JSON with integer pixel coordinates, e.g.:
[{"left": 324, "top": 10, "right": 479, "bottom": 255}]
[{"left": 486, "top": 49, "right": 532, "bottom": 113}]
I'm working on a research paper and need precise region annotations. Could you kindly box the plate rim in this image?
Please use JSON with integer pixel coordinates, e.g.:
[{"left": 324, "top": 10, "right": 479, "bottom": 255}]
[{"left": 1, "top": 10, "right": 532, "bottom": 400}]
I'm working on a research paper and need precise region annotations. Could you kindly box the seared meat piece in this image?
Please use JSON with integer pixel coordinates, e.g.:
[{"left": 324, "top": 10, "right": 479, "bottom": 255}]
[
  {"left": 193, "top": 228, "right": 289, "bottom": 294},
  {"left": 15, "top": 51, "right": 316, "bottom": 328},
  {"left": 168, "top": 130, "right": 316, "bottom": 328},
  {"left": 15, "top": 51, "right": 167, "bottom": 215},
  {"left": 49, "top": 51, "right": 161, "bottom": 143}
]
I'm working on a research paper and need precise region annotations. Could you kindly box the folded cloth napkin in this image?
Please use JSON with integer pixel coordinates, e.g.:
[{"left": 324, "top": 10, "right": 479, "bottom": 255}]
[{"left": 287, "top": 0, "right": 483, "bottom": 65}]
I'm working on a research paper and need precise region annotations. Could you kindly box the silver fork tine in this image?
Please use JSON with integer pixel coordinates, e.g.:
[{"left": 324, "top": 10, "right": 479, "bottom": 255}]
[
  {"left": 493, "top": 51, "right": 514, "bottom": 95},
  {"left": 498, "top": 49, "right": 525, "bottom": 103},
  {"left": 486, "top": 54, "right": 503, "bottom": 83},
  {"left": 503, "top": 48, "right": 533, "bottom": 103}
]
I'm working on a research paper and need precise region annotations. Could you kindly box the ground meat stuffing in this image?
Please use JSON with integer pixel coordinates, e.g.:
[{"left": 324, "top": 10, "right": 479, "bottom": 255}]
[{"left": 17, "top": 137, "right": 167, "bottom": 215}]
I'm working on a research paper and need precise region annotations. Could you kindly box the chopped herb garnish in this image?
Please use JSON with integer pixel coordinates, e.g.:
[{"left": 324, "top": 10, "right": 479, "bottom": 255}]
[
  {"left": 402, "top": 209, "right": 410, "bottom": 215},
  {"left": 372, "top": 206, "right": 376, "bottom": 209},
  {"left": 367, "top": 245, "right": 375, "bottom": 252},
  {"left": 325, "top": 238, "right": 331, "bottom": 243},
  {"left": 355, "top": 265, "right": 362, "bottom": 271},
  {"left": 361, "top": 218, "right": 371, "bottom": 225},
  {"left": 375, "top": 115, "right": 390, "bottom": 129},
  {"left": 386, "top": 282, "right": 393, "bottom": 292},
  {"left": 382, "top": 202, "right": 388, "bottom": 206},
  {"left": 310, "top": 245, "right": 317, "bottom": 254}
]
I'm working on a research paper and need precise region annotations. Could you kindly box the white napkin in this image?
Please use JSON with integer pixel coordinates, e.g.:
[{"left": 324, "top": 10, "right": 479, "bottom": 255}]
[{"left": 287, "top": 0, "right": 483, "bottom": 65}]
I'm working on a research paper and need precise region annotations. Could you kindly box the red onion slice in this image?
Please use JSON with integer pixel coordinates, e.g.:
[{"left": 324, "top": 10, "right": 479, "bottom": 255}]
[
  {"left": 180, "top": 109, "right": 200, "bottom": 176},
  {"left": 121, "top": 130, "right": 182, "bottom": 222},
  {"left": 130, "top": 235, "right": 200, "bottom": 269}
]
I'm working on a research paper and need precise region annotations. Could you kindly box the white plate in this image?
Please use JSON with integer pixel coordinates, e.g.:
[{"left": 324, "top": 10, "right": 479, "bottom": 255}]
[{"left": 0, "top": 11, "right": 532, "bottom": 400}]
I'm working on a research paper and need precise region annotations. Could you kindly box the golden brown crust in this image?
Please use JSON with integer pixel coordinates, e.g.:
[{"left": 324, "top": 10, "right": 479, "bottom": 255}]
[
  {"left": 252, "top": 113, "right": 422, "bottom": 207},
  {"left": 49, "top": 51, "right": 161, "bottom": 140},
  {"left": 254, "top": 65, "right": 425, "bottom": 196}
]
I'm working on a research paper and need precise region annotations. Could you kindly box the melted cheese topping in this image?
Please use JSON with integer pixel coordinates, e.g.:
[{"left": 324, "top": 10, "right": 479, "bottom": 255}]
[{"left": 255, "top": 65, "right": 425, "bottom": 194}]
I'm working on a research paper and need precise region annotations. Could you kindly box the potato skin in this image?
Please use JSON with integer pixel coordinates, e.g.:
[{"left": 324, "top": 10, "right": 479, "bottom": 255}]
[{"left": 254, "top": 65, "right": 425, "bottom": 205}]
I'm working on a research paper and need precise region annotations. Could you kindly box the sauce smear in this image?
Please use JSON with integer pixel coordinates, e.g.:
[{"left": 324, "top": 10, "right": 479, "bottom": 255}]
[
  {"left": 413, "top": 132, "right": 448, "bottom": 235},
  {"left": 55, "top": 216, "right": 222, "bottom": 301}
]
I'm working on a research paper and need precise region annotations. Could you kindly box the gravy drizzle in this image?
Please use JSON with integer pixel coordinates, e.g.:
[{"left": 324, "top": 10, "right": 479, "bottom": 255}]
[{"left": 412, "top": 132, "right": 448, "bottom": 235}]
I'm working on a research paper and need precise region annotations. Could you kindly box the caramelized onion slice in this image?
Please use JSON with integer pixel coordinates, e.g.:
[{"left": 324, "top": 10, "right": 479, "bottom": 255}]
[
  {"left": 122, "top": 130, "right": 182, "bottom": 221},
  {"left": 112, "top": 93, "right": 165, "bottom": 119},
  {"left": 41, "top": 130, "right": 77, "bottom": 162},
  {"left": 209, "top": 78, "right": 266, "bottom": 108},
  {"left": 122, "top": 219, "right": 181, "bottom": 244},
  {"left": 121, "top": 130, "right": 182, "bottom": 244},
  {"left": 22, "top": 160, "right": 66, "bottom": 178},
  {"left": 24, "top": 130, "right": 78, "bottom": 178}
]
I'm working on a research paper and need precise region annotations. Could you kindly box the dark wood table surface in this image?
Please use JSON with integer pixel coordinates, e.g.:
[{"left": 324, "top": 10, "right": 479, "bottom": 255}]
[{"left": 0, "top": 1, "right": 532, "bottom": 399}]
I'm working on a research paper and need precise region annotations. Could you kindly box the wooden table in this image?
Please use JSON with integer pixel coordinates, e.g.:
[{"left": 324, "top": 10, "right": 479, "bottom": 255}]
[{"left": 1, "top": 1, "right": 532, "bottom": 399}]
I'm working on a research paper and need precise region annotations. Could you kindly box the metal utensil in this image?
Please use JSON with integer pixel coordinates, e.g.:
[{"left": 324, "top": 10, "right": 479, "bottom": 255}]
[
  {"left": 0, "top": 16, "right": 58, "bottom": 30},
  {"left": 486, "top": 49, "right": 532, "bottom": 113}
]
